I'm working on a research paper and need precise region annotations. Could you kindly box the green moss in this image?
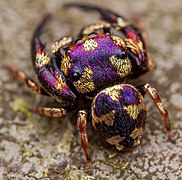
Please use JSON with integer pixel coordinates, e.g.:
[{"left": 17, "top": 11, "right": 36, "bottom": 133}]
[{"left": 11, "top": 98, "right": 32, "bottom": 119}]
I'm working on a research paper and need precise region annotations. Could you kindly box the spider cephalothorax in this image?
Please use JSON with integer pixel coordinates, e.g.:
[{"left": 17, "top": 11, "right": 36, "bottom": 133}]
[
  {"left": 62, "top": 33, "right": 132, "bottom": 94},
  {"left": 6, "top": 3, "right": 175, "bottom": 173}
]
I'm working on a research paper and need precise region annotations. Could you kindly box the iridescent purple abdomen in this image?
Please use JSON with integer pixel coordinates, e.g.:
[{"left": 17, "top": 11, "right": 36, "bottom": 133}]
[{"left": 92, "top": 84, "right": 147, "bottom": 152}]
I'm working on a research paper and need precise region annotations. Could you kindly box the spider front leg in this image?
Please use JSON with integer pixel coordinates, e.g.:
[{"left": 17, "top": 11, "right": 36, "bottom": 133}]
[
  {"left": 64, "top": 3, "right": 155, "bottom": 77},
  {"left": 31, "top": 106, "right": 67, "bottom": 117},
  {"left": 79, "top": 21, "right": 111, "bottom": 37},
  {"left": 5, "top": 65, "right": 49, "bottom": 96},
  {"left": 77, "top": 110, "right": 92, "bottom": 173},
  {"left": 137, "top": 83, "right": 176, "bottom": 144},
  {"left": 31, "top": 14, "right": 76, "bottom": 106},
  {"left": 51, "top": 36, "right": 73, "bottom": 58}
]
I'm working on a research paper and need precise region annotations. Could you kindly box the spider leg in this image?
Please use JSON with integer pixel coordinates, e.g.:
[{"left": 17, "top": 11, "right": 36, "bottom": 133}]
[
  {"left": 5, "top": 65, "right": 49, "bottom": 96},
  {"left": 51, "top": 36, "right": 73, "bottom": 58},
  {"left": 77, "top": 110, "right": 92, "bottom": 174},
  {"left": 63, "top": 3, "right": 122, "bottom": 24},
  {"left": 133, "top": 16, "right": 155, "bottom": 71},
  {"left": 133, "top": 16, "right": 149, "bottom": 43},
  {"left": 31, "top": 105, "right": 67, "bottom": 117},
  {"left": 64, "top": 3, "right": 138, "bottom": 41},
  {"left": 79, "top": 21, "right": 111, "bottom": 37},
  {"left": 137, "top": 83, "right": 176, "bottom": 144},
  {"left": 64, "top": 3, "right": 155, "bottom": 77},
  {"left": 31, "top": 14, "right": 77, "bottom": 106}
]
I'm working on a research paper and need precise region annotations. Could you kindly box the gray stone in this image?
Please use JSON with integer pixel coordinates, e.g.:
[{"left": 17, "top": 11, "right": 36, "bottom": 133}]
[{"left": 0, "top": 0, "right": 182, "bottom": 179}]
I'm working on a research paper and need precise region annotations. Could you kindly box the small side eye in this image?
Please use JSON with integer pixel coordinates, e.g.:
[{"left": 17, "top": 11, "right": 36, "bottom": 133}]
[
  {"left": 121, "top": 51, "right": 127, "bottom": 58},
  {"left": 117, "top": 51, "right": 127, "bottom": 59},
  {"left": 114, "top": 50, "right": 127, "bottom": 60}
]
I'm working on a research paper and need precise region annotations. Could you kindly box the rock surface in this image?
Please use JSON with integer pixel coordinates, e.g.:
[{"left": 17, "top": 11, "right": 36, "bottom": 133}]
[{"left": 0, "top": 0, "right": 182, "bottom": 179}]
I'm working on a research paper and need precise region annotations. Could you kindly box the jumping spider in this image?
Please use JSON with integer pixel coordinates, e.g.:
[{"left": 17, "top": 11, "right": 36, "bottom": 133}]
[{"left": 6, "top": 3, "right": 175, "bottom": 172}]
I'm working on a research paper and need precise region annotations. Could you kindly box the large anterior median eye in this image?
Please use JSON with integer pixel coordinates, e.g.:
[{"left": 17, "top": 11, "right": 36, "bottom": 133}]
[
  {"left": 71, "top": 66, "right": 95, "bottom": 94},
  {"left": 71, "top": 69, "right": 82, "bottom": 81}
]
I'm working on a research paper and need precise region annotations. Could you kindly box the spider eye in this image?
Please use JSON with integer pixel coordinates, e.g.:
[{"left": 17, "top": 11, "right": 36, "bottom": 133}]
[
  {"left": 121, "top": 51, "right": 127, "bottom": 58},
  {"left": 116, "top": 51, "right": 127, "bottom": 59},
  {"left": 71, "top": 70, "right": 81, "bottom": 81}
]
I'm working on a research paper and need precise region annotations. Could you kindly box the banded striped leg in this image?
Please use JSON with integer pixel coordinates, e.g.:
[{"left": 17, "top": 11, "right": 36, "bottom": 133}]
[
  {"left": 5, "top": 65, "right": 48, "bottom": 96},
  {"left": 64, "top": 3, "right": 155, "bottom": 77},
  {"left": 79, "top": 21, "right": 111, "bottom": 37},
  {"left": 133, "top": 16, "right": 155, "bottom": 71},
  {"left": 77, "top": 110, "right": 92, "bottom": 173},
  {"left": 138, "top": 83, "right": 176, "bottom": 144},
  {"left": 31, "top": 106, "right": 67, "bottom": 117},
  {"left": 51, "top": 36, "right": 73, "bottom": 56}
]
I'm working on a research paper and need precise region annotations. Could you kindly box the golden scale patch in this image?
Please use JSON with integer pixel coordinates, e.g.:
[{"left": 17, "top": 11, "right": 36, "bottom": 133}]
[
  {"left": 130, "top": 126, "right": 144, "bottom": 146},
  {"left": 110, "top": 55, "right": 132, "bottom": 78},
  {"left": 35, "top": 52, "right": 50, "bottom": 69},
  {"left": 124, "top": 104, "right": 141, "bottom": 120},
  {"left": 111, "top": 35, "right": 126, "bottom": 48},
  {"left": 106, "top": 135, "right": 125, "bottom": 151},
  {"left": 125, "top": 39, "right": 144, "bottom": 55},
  {"left": 92, "top": 110, "right": 116, "bottom": 126},
  {"left": 54, "top": 74, "right": 65, "bottom": 90},
  {"left": 73, "top": 66, "right": 95, "bottom": 93},
  {"left": 83, "top": 39, "right": 98, "bottom": 51},
  {"left": 103, "top": 85, "right": 122, "bottom": 101},
  {"left": 61, "top": 55, "right": 72, "bottom": 75}
]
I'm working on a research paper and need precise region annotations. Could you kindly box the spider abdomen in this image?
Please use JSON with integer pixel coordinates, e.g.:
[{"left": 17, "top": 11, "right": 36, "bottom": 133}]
[{"left": 92, "top": 84, "right": 147, "bottom": 152}]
